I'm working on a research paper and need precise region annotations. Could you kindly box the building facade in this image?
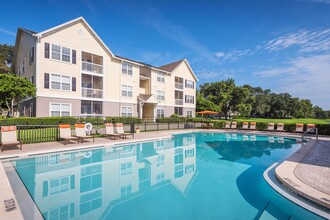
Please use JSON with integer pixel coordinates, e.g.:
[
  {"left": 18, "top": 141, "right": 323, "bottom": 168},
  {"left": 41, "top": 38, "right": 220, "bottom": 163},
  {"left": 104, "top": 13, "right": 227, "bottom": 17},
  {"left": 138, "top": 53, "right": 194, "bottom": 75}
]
[{"left": 14, "top": 17, "right": 197, "bottom": 119}]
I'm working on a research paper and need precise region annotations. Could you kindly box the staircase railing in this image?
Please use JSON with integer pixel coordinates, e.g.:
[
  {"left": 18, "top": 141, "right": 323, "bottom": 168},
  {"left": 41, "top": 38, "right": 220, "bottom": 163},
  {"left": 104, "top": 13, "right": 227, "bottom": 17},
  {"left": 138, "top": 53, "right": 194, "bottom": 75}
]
[{"left": 302, "top": 127, "right": 318, "bottom": 144}]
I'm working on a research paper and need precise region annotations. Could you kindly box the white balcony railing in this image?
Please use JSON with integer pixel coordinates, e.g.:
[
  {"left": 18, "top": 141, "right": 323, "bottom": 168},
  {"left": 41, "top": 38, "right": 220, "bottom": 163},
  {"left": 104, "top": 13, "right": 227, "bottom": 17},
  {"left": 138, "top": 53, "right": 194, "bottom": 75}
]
[
  {"left": 175, "top": 83, "right": 183, "bottom": 90},
  {"left": 82, "top": 88, "right": 103, "bottom": 98},
  {"left": 82, "top": 61, "right": 103, "bottom": 74},
  {"left": 175, "top": 99, "right": 183, "bottom": 105}
]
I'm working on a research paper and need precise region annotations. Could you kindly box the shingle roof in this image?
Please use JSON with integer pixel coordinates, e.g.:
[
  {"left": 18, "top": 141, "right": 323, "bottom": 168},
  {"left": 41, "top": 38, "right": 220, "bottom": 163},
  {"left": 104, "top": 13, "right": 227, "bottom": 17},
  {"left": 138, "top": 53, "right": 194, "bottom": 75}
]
[
  {"left": 18, "top": 27, "right": 37, "bottom": 35},
  {"left": 158, "top": 59, "right": 185, "bottom": 72},
  {"left": 115, "top": 55, "right": 155, "bottom": 68}
]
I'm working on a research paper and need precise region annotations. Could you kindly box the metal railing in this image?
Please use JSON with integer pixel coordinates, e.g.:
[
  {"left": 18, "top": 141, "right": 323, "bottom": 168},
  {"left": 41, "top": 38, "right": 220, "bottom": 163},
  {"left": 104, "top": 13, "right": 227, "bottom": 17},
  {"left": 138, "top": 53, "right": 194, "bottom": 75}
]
[
  {"left": 175, "top": 99, "right": 183, "bottom": 105},
  {"left": 301, "top": 127, "right": 318, "bottom": 144},
  {"left": 175, "top": 83, "right": 183, "bottom": 90},
  {"left": 81, "top": 88, "right": 103, "bottom": 98},
  {"left": 82, "top": 61, "right": 103, "bottom": 74}
]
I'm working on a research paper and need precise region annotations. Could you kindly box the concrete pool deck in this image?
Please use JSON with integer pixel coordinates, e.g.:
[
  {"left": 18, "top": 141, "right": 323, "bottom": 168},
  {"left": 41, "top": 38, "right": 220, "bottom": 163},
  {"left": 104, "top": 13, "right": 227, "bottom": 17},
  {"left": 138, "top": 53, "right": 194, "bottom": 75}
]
[{"left": 0, "top": 129, "right": 329, "bottom": 219}]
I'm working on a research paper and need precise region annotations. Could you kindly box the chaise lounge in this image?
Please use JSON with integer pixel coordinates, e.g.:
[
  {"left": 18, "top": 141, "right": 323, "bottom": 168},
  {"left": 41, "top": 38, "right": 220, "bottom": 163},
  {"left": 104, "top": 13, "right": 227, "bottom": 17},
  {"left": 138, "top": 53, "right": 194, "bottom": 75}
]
[
  {"left": 59, "top": 124, "right": 79, "bottom": 145},
  {"left": 115, "top": 123, "right": 134, "bottom": 139},
  {"left": 75, "top": 124, "right": 95, "bottom": 143},
  {"left": 1, "top": 126, "right": 22, "bottom": 152},
  {"left": 104, "top": 123, "right": 125, "bottom": 140}
]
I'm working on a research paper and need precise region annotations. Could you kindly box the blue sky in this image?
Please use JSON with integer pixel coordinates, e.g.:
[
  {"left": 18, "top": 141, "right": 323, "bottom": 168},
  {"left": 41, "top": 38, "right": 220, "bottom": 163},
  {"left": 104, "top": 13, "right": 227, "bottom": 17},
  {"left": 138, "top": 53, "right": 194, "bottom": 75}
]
[{"left": 1, "top": 0, "right": 330, "bottom": 109}]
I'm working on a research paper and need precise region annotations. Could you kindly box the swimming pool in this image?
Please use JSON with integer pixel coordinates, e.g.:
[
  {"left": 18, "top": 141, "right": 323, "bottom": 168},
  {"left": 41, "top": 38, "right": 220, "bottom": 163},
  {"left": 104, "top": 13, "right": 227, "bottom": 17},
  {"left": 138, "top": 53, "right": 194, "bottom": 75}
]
[{"left": 10, "top": 132, "right": 324, "bottom": 219}]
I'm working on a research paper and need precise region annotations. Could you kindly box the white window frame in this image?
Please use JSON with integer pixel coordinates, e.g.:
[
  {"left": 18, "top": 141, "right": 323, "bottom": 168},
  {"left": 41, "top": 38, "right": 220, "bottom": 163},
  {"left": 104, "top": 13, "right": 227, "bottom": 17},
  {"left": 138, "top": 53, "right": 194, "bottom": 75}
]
[
  {"left": 121, "top": 85, "right": 133, "bottom": 97},
  {"left": 49, "top": 103, "right": 72, "bottom": 117},
  {"left": 156, "top": 108, "right": 165, "bottom": 118},
  {"left": 121, "top": 106, "right": 133, "bottom": 117},
  {"left": 122, "top": 62, "right": 133, "bottom": 76},
  {"left": 48, "top": 175, "right": 70, "bottom": 196},
  {"left": 185, "top": 95, "right": 194, "bottom": 104},
  {"left": 185, "top": 79, "right": 194, "bottom": 89},
  {"left": 22, "top": 59, "right": 26, "bottom": 74},
  {"left": 185, "top": 164, "right": 195, "bottom": 174},
  {"left": 51, "top": 44, "right": 71, "bottom": 63},
  {"left": 157, "top": 72, "right": 165, "bottom": 83},
  {"left": 187, "top": 110, "right": 193, "bottom": 118},
  {"left": 121, "top": 184, "right": 132, "bottom": 197},
  {"left": 50, "top": 73, "right": 71, "bottom": 91},
  {"left": 185, "top": 149, "right": 194, "bottom": 158},
  {"left": 48, "top": 204, "right": 71, "bottom": 220},
  {"left": 121, "top": 162, "right": 132, "bottom": 176},
  {"left": 157, "top": 90, "right": 165, "bottom": 101}
]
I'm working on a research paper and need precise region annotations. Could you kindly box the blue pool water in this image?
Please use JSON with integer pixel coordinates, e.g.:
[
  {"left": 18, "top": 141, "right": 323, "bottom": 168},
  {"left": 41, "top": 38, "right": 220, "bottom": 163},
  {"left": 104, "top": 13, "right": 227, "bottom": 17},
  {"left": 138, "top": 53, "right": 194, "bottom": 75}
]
[{"left": 12, "top": 132, "right": 324, "bottom": 220}]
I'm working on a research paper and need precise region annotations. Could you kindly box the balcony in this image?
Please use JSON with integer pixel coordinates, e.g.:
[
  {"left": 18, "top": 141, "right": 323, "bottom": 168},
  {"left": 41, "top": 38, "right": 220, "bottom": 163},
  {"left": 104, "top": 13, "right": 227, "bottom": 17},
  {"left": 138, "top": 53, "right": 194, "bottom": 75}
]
[
  {"left": 175, "top": 99, "right": 183, "bottom": 105},
  {"left": 82, "top": 62, "right": 103, "bottom": 74},
  {"left": 82, "top": 52, "right": 103, "bottom": 74},
  {"left": 175, "top": 83, "right": 183, "bottom": 90},
  {"left": 139, "top": 87, "right": 146, "bottom": 94},
  {"left": 82, "top": 88, "right": 103, "bottom": 98}
]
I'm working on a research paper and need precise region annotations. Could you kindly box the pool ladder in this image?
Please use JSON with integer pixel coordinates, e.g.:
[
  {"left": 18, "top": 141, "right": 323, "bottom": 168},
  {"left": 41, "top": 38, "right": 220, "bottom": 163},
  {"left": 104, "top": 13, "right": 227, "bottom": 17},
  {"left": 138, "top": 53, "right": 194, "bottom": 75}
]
[{"left": 301, "top": 127, "right": 318, "bottom": 145}]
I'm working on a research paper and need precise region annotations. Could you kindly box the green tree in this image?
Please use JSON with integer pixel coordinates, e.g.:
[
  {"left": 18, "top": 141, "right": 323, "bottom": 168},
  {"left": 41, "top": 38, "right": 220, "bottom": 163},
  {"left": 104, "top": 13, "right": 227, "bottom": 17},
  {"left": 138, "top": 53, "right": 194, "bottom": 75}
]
[
  {"left": 196, "top": 91, "right": 220, "bottom": 112},
  {"left": 313, "top": 106, "right": 327, "bottom": 119},
  {"left": 0, "top": 44, "right": 14, "bottom": 73},
  {"left": 0, "top": 73, "right": 36, "bottom": 117}
]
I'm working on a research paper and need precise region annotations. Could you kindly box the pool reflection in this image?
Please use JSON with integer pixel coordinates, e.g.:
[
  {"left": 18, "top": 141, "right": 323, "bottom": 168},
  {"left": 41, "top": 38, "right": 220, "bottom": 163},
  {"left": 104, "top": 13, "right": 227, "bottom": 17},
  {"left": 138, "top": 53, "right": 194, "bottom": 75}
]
[{"left": 13, "top": 134, "right": 197, "bottom": 220}]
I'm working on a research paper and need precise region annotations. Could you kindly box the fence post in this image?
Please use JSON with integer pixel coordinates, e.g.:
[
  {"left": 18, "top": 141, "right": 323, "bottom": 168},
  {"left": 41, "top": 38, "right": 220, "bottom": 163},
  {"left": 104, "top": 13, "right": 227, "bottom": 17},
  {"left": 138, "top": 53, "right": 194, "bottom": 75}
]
[
  {"left": 168, "top": 122, "right": 170, "bottom": 130},
  {"left": 131, "top": 122, "right": 135, "bottom": 133},
  {"left": 144, "top": 121, "right": 147, "bottom": 131},
  {"left": 157, "top": 122, "right": 159, "bottom": 131},
  {"left": 18, "top": 126, "right": 21, "bottom": 142},
  {"left": 178, "top": 121, "right": 179, "bottom": 129}
]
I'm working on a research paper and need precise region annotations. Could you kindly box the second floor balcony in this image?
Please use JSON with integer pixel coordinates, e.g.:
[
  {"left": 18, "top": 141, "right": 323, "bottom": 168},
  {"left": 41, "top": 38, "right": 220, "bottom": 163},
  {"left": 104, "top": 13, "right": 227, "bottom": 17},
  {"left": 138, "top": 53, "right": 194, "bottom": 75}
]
[
  {"left": 82, "top": 88, "right": 103, "bottom": 99},
  {"left": 175, "top": 99, "right": 183, "bottom": 105},
  {"left": 82, "top": 52, "right": 103, "bottom": 74},
  {"left": 82, "top": 74, "right": 103, "bottom": 99}
]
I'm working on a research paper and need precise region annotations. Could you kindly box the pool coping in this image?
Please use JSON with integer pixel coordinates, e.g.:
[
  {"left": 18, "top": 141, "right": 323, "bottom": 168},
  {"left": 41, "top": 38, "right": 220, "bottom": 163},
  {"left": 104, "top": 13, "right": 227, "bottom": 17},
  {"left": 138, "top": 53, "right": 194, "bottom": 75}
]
[
  {"left": 0, "top": 129, "right": 328, "bottom": 220},
  {"left": 263, "top": 139, "right": 330, "bottom": 219}
]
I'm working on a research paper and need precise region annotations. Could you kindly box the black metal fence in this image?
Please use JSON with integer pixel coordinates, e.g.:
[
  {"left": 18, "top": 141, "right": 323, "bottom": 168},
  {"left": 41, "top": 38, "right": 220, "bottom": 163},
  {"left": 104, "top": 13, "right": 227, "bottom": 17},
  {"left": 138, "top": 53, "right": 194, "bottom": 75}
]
[{"left": 3, "top": 121, "right": 203, "bottom": 144}]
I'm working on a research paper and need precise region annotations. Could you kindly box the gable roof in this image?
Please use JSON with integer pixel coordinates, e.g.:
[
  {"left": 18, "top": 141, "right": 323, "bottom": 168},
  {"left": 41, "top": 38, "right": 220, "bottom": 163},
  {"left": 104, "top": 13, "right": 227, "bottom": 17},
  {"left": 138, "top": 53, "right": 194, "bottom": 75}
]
[
  {"left": 115, "top": 55, "right": 170, "bottom": 73},
  {"left": 159, "top": 59, "right": 198, "bottom": 81},
  {"left": 34, "top": 17, "right": 115, "bottom": 57},
  {"left": 158, "top": 59, "right": 185, "bottom": 72}
]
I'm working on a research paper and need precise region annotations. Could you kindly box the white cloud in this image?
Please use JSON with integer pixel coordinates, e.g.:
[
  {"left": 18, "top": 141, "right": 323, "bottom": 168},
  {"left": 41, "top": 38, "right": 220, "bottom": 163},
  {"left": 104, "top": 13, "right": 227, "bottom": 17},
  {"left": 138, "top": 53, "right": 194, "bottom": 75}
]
[
  {"left": 261, "top": 29, "right": 330, "bottom": 52},
  {"left": 299, "top": 0, "right": 330, "bottom": 4},
  {"left": 139, "top": 51, "right": 174, "bottom": 66},
  {"left": 253, "top": 54, "right": 330, "bottom": 109},
  {"left": 142, "top": 8, "right": 217, "bottom": 63},
  {"left": 0, "top": 28, "right": 15, "bottom": 37},
  {"left": 214, "top": 49, "right": 253, "bottom": 60},
  {"left": 215, "top": 51, "right": 225, "bottom": 58}
]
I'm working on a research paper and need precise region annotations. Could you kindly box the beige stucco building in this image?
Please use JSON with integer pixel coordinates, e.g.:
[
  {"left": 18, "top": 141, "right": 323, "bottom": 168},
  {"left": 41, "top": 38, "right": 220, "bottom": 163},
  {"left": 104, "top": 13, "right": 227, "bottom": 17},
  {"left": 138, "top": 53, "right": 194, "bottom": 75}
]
[{"left": 13, "top": 17, "right": 197, "bottom": 119}]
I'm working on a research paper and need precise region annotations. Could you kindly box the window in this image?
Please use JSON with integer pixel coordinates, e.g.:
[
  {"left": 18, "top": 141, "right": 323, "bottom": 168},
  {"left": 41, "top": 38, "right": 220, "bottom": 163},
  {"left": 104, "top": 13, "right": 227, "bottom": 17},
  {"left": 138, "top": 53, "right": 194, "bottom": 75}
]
[
  {"left": 50, "top": 103, "right": 71, "bottom": 116},
  {"left": 175, "top": 90, "right": 183, "bottom": 105},
  {"left": 121, "top": 162, "right": 132, "bottom": 176},
  {"left": 22, "top": 59, "right": 26, "bottom": 74},
  {"left": 156, "top": 173, "right": 164, "bottom": 184},
  {"left": 185, "top": 95, "right": 194, "bottom": 104},
  {"left": 175, "top": 77, "right": 184, "bottom": 89},
  {"left": 156, "top": 155, "right": 164, "bottom": 167},
  {"left": 187, "top": 110, "right": 193, "bottom": 118},
  {"left": 155, "top": 140, "right": 165, "bottom": 148},
  {"left": 157, "top": 72, "right": 165, "bottom": 82},
  {"left": 50, "top": 74, "right": 71, "bottom": 91},
  {"left": 156, "top": 108, "right": 165, "bottom": 118},
  {"left": 157, "top": 90, "right": 165, "bottom": 101},
  {"left": 29, "top": 47, "right": 34, "bottom": 64},
  {"left": 49, "top": 176, "right": 70, "bottom": 195},
  {"left": 122, "top": 62, "right": 133, "bottom": 76},
  {"left": 48, "top": 204, "right": 71, "bottom": 220},
  {"left": 121, "top": 85, "right": 133, "bottom": 97},
  {"left": 80, "top": 190, "right": 102, "bottom": 215},
  {"left": 174, "top": 107, "right": 183, "bottom": 116},
  {"left": 175, "top": 148, "right": 183, "bottom": 164},
  {"left": 121, "top": 184, "right": 132, "bottom": 197},
  {"left": 80, "top": 165, "right": 102, "bottom": 193},
  {"left": 175, "top": 164, "right": 184, "bottom": 178},
  {"left": 81, "top": 100, "right": 102, "bottom": 115},
  {"left": 185, "top": 149, "right": 194, "bottom": 158},
  {"left": 121, "top": 106, "right": 133, "bottom": 117},
  {"left": 185, "top": 164, "right": 195, "bottom": 174},
  {"left": 185, "top": 79, "right": 194, "bottom": 89},
  {"left": 51, "top": 44, "right": 71, "bottom": 62}
]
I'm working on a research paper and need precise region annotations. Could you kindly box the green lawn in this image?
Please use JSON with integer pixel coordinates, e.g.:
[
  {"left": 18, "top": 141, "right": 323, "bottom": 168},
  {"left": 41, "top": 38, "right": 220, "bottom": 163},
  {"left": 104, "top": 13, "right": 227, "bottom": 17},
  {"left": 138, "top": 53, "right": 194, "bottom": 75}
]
[{"left": 231, "top": 118, "right": 329, "bottom": 124}]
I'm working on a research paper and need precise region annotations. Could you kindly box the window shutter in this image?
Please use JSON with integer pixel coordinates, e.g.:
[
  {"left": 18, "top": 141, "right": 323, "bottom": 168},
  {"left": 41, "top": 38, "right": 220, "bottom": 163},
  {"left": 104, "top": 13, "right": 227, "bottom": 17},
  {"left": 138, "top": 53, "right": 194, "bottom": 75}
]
[
  {"left": 185, "top": 80, "right": 187, "bottom": 87},
  {"left": 31, "top": 47, "right": 35, "bottom": 62},
  {"left": 193, "top": 81, "right": 195, "bottom": 89},
  {"left": 72, "top": 50, "right": 76, "bottom": 64},
  {"left": 44, "top": 73, "right": 49, "bottom": 89},
  {"left": 70, "top": 203, "right": 74, "bottom": 218},
  {"left": 42, "top": 181, "right": 48, "bottom": 197},
  {"left": 70, "top": 175, "right": 75, "bottom": 189},
  {"left": 185, "top": 95, "right": 187, "bottom": 103},
  {"left": 31, "top": 76, "right": 34, "bottom": 84},
  {"left": 72, "top": 77, "right": 76, "bottom": 91},
  {"left": 44, "top": 43, "right": 50, "bottom": 58}
]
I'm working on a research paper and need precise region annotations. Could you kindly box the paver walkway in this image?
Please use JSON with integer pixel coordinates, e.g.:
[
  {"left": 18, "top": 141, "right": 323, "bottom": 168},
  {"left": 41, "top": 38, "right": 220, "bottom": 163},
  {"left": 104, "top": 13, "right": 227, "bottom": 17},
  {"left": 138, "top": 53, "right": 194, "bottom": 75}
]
[{"left": 295, "top": 140, "right": 330, "bottom": 195}]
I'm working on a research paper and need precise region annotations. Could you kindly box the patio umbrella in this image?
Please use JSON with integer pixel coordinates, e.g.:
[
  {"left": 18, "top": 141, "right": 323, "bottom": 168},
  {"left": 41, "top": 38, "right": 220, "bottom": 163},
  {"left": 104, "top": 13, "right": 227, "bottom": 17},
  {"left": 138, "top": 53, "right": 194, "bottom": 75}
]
[{"left": 196, "top": 110, "right": 218, "bottom": 115}]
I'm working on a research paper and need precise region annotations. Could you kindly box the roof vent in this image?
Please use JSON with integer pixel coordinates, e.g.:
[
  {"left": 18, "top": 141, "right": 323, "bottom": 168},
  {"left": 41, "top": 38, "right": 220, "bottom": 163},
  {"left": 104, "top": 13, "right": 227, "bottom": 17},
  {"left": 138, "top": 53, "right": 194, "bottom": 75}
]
[{"left": 77, "top": 28, "right": 84, "bottom": 35}]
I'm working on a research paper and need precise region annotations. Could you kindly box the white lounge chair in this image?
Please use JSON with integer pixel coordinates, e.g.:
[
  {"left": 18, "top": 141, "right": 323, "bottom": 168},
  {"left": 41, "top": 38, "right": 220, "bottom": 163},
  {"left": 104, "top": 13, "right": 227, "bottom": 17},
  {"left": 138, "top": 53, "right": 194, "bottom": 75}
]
[
  {"left": 75, "top": 124, "right": 95, "bottom": 143},
  {"left": 267, "top": 123, "right": 275, "bottom": 131},
  {"left": 225, "top": 122, "right": 231, "bottom": 129},
  {"left": 1, "top": 126, "right": 22, "bottom": 152},
  {"left": 294, "top": 124, "right": 304, "bottom": 133},
  {"left": 59, "top": 124, "right": 79, "bottom": 145},
  {"left": 105, "top": 123, "right": 125, "bottom": 140},
  {"left": 249, "top": 122, "right": 256, "bottom": 130},
  {"left": 231, "top": 122, "right": 237, "bottom": 129},
  {"left": 276, "top": 123, "right": 285, "bottom": 132},
  {"left": 242, "top": 122, "right": 249, "bottom": 129},
  {"left": 115, "top": 123, "right": 134, "bottom": 139}
]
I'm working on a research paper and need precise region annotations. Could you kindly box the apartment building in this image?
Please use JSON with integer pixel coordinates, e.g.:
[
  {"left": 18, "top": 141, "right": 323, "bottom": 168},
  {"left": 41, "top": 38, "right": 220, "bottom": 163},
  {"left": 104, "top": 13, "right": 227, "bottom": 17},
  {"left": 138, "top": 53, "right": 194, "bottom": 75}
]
[{"left": 13, "top": 17, "right": 197, "bottom": 119}]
